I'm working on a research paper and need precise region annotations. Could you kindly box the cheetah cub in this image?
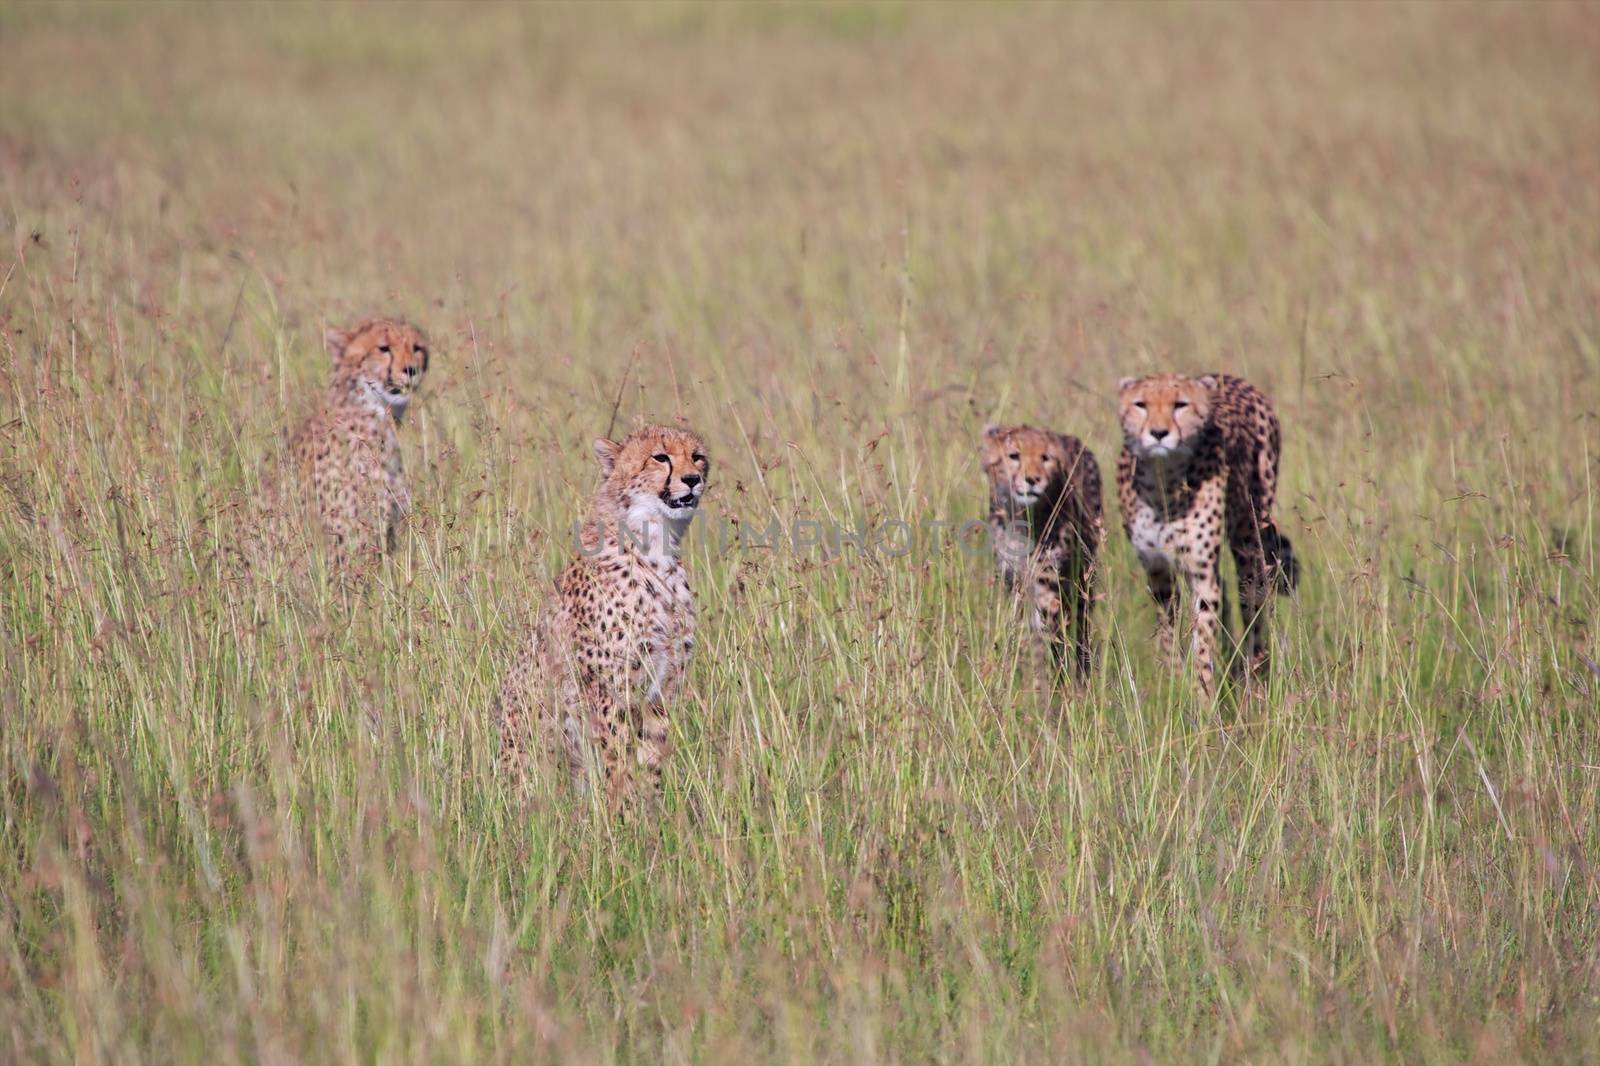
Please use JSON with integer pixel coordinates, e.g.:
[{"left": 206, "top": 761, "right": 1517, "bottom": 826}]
[
  {"left": 265, "top": 319, "right": 430, "bottom": 565},
  {"left": 496, "top": 424, "right": 710, "bottom": 815},
  {"left": 1116, "top": 373, "right": 1298, "bottom": 697},
  {"left": 980, "top": 424, "right": 1104, "bottom": 684}
]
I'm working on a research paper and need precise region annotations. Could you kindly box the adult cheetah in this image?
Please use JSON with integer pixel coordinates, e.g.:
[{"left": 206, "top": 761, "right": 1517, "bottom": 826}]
[
  {"left": 264, "top": 318, "right": 430, "bottom": 566},
  {"left": 1116, "top": 373, "right": 1298, "bottom": 697},
  {"left": 980, "top": 424, "right": 1103, "bottom": 684},
  {"left": 496, "top": 424, "right": 710, "bottom": 816}
]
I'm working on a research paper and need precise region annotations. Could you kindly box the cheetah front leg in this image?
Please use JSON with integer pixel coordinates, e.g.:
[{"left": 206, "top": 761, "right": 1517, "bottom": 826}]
[
  {"left": 636, "top": 686, "right": 675, "bottom": 807},
  {"left": 1029, "top": 570, "right": 1069, "bottom": 688},
  {"left": 582, "top": 678, "right": 637, "bottom": 817},
  {"left": 384, "top": 471, "right": 412, "bottom": 555},
  {"left": 1068, "top": 542, "right": 1098, "bottom": 683},
  {"left": 635, "top": 636, "right": 692, "bottom": 807},
  {"left": 637, "top": 696, "right": 672, "bottom": 806},
  {"left": 1143, "top": 562, "right": 1180, "bottom": 666},
  {"left": 1181, "top": 550, "right": 1224, "bottom": 700},
  {"left": 321, "top": 518, "right": 365, "bottom": 586}
]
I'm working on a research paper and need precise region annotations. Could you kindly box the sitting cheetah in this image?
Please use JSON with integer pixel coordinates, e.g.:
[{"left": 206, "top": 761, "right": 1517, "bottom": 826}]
[
  {"left": 496, "top": 424, "right": 710, "bottom": 815},
  {"left": 980, "top": 424, "right": 1103, "bottom": 684},
  {"left": 1116, "top": 373, "right": 1299, "bottom": 697},
  {"left": 264, "top": 318, "right": 430, "bottom": 565}
]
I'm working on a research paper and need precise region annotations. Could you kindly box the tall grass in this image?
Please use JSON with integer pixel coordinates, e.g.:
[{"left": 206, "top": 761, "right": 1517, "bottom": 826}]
[{"left": 1, "top": 2, "right": 1597, "bottom": 1061}]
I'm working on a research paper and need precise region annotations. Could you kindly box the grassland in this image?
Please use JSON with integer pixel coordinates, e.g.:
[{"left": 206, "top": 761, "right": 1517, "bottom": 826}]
[{"left": 1, "top": 2, "right": 1598, "bottom": 1062}]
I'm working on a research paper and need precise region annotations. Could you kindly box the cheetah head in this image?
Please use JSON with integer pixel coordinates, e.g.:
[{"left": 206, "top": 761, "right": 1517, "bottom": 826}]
[
  {"left": 1117, "top": 373, "right": 1215, "bottom": 460},
  {"left": 592, "top": 424, "right": 710, "bottom": 546},
  {"left": 980, "top": 424, "right": 1075, "bottom": 509},
  {"left": 326, "top": 319, "right": 430, "bottom": 419}
]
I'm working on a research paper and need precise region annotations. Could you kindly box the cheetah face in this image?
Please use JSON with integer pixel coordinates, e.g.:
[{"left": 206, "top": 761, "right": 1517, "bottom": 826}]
[
  {"left": 593, "top": 424, "right": 711, "bottom": 530},
  {"left": 1118, "top": 373, "right": 1215, "bottom": 460},
  {"left": 981, "top": 425, "right": 1071, "bottom": 508},
  {"left": 325, "top": 319, "right": 430, "bottom": 418}
]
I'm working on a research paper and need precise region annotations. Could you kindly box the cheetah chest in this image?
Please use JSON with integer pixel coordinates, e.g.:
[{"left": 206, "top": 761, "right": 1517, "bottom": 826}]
[
  {"left": 336, "top": 418, "right": 407, "bottom": 525},
  {"left": 989, "top": 519, "right": 1034, "bottom": 588},
  {"left": 598, "top": 561, "right": 694, "bottom": 703},
  {"left": 639, "top": 569, "right": 694, "bottom": 701},
  {"left": 1125, "top": 458, "right": 1223, "bottom": 572}
]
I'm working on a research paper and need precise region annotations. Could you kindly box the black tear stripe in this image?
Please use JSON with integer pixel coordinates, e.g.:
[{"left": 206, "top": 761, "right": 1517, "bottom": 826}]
[{"left": 657, "top": 458, "right": 675, "bottom": 503}]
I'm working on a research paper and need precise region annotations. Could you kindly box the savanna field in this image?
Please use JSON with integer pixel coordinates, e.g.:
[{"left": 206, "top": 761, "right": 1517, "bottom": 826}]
[{"left": 2, "top": 3, "right": 1598, "bottom": 1062}]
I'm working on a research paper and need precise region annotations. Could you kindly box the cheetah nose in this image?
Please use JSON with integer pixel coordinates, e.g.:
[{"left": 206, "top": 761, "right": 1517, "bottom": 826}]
[
  {"left": 1149, "top": 428, "right": 1170, "bottom": 441},
  {"left": 679, "top": 474, "right": 702, "bottom": 488},
  {"left": 1024, "top": 475, "right": 1040, "bottom": 486}
]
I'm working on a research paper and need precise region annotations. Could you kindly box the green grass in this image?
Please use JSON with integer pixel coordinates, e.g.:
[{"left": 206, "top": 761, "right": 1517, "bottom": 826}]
[{"left": 2, "top": 2, "right": 1598, "bottom": 1061}]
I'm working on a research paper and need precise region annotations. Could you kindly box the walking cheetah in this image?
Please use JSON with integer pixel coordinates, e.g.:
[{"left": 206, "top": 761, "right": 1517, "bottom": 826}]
[
  {"left": 980, "top": 424, "right": 1103, "bottom": 684},
  {"left": 1116, "top": 373, "right": 1298, "bottom": 697},
  {"left": 496, "top": 424, "right": 710, "bottom": 816},
  {"left": 264, "top": 319, "right": 430, "bottom": 565}
]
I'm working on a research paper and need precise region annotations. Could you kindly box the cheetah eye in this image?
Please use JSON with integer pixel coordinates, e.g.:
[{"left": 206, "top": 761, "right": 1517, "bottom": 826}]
[
  {"left": 652, "top": 452, "right": 670, "bottom": 463},
  {"left": 378, "top": 344, "right": 392, "bottom": 354},
  {"left": 1173, "top": 400, "right": 1189, "bottom": 410},
  {"left": 1132, "top": 401, "right": 1146, "bottom": 410},
  {"left": 691, "top": 453, "right": 705, "bottom": 464},
  {"left": 1008, "top": 451, "right": 1020, "bottom": 461},
  {"left": 413, "top": 345, "right": 426, "bottom": 356}
]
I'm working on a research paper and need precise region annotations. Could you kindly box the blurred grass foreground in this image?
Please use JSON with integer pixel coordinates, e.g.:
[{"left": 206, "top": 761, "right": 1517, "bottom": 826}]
[{"left": 1, "top": 2, "right": 1598, "bottom": 1062}]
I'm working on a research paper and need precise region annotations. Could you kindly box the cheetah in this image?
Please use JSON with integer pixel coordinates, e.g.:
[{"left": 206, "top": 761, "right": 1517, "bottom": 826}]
[
  {"left": 263, "top": 319, "right": 430, "bottom": 566},
  {"left": 495, "top": 424, "right": 710, "bottom": 816},
  {"left": 1116, "top": 373, "right": 1299, "bottom": 697},
  {"left": 980, "top": 424, "right": 1104, "bottom": 685}
]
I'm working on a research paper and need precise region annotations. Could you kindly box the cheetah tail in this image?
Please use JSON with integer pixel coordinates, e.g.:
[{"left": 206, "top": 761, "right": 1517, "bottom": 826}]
[{"left": 1264, "top": 524, "right": 1300, "bottom": 593}]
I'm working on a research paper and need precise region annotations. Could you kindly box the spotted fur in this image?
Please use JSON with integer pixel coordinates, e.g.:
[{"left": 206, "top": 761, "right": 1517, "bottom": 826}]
[
  {"left": 496, "top": 424, "right": 710, "bottom": 816},
  {"left": 980, "top": 424, "right": 1103, "bottom": 684},
  {"left": 1116, "top": 372, "right": 1297, "bottom": 696},
  {"left": 263, "top": 319, "right": 430, "bottom": 566}
]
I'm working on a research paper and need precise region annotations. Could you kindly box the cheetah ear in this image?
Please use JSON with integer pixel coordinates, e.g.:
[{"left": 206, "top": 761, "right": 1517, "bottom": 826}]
[
  {"left": 1196, "top": 374, "right": 1219, "bottom": 390},
  {"left": 592, "top": 437, "right": 621, "bottom": 476},
  {"left": 324, "top": 327, "right": 353, "bottom": 360},
  {"left": 1117, "top": 376, "right": 1136, "bottom": 391},
  {"left": 981, "top": 423, "right": 1003, "bottom": 441}
]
